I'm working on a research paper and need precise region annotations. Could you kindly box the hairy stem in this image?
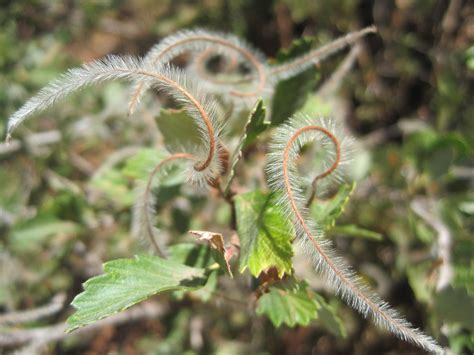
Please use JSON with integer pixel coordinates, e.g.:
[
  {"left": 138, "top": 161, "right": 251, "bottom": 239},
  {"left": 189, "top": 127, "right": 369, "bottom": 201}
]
[
  {"left": 6, "top": 58, "right": 218, "bottom": 174},
  {"left": 271, "top": 26, "right": 376, "bottom": 79},
  {"left": 280, "top": 125, "right": 442, "bottom": 354},
  {"left": 129, "top": 69, "right": 216, "bottom": 171}
]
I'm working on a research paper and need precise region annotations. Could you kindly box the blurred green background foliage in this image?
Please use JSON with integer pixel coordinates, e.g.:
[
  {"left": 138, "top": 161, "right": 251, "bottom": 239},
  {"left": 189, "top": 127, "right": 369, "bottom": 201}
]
[{"left": 0, "top": 0, "right": 472, "bottom": 354}]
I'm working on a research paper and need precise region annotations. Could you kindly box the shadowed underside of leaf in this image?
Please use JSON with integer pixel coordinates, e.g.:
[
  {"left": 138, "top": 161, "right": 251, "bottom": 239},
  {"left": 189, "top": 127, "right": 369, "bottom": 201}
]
[{"left": 66, "top": 255, "right": 207, "bottom": 332}]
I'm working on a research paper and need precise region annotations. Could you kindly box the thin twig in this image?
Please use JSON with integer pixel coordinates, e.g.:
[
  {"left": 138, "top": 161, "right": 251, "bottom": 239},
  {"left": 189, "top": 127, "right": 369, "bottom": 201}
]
[
  {"left": 441, "top": 0, "right": 462, "bottom": 41},
  {"left": 411, "top": 197, "right": 453, "bottom": 291},
  {"left": 0, "top": 301, "right": 166, "bottom": 353},
  {"left": 0, "top": 293, "right": 66, "bottom": 326},
  {"left": 0, "top": 130, "right": 61, "bottom": 157},
  {"left": 317, "top": 42, "right": 362, "bottom": 97}
]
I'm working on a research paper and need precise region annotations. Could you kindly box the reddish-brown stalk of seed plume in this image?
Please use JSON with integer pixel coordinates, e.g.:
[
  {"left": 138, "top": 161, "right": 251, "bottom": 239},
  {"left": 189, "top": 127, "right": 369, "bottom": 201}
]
[
  {"left": 143, "top": 153, "right": 194, "bottom": 256},
  {"left": 126, "top": 68, "right": 216, "bottom": 171},
  {"left": 281, "top": 125, "right": 423, "bottom": 342},
  {"left": 304, "top": 127, "right": 341, "bottom": 207}
]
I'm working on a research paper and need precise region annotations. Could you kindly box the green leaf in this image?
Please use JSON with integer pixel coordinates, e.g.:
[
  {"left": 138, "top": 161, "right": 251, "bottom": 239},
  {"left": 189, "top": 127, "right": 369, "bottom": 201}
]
[
  {"left": 434, "top": 286, "right": 474, "bottom": 332},
  {"left": 174, "top": 270, "right": 219, "bottom": 303},
  {"left": 466, "top": 46, "right": 474, "bottom": 71},
  {"left": 155, "top": 309, "right": 191, "bottom": 354},
  {"left": 406, "top": 260, "right": 435, "bottom": 304},
  {"left": 312, "top": 294, "right": 347, "bottom": 338},
  {"left": 122, "top": 148, "right": 187, "bottom": 186},
  {"left": 67, "top": 255, "right": 207, "bottom": 332},
  {"left": 459, "top": 201, "right": 474, "bottom": 215},
  {"left": 256, "top": 279, "right": 318, "bottom": 327},
  {"left": 404, "top": 130, "right": 469, "bottom": 179},
  {"left": 168, "top": 243, "right": 215, "bottom": 268},
  {"left": 454, "top": 261, "right": 474, "bottom": 296},
  {"left": 298, "top": 94, "right": 334, "bottom": 117},
  {"left": 257, "top": 278, "right": 346, "bottom": 335},
  {"left": 0, "top": 164, "right": 37, "bottom": 213},
  {"left": 225, "top": 100, "right": 268, "bottom": 192},
  {"left": 452, "top": 237, "right": 474, "bottom": 296},
  {"left": 168, "top": 244, "right": 219, "bottom": 302},
  {"left": 91, "top": 148, "right": 186, "bottom": 209},
  {"left": 424, "top": 134, "right": 468, "bottom": 179},
  {"left": 330, "top": 224, "right": 383, "bottom": 241},
  {"left": 235, "top": 191, "right": 293, "bottom": 278},
  {"left": 155, "top": 108, "right": 202, "bottom": 153},
  {"left": 89, "top": 168, "right": 134, "bottom": 208},
  {"left": 271, "top": 36, "right": 321, "bottom": 126},
  {"left": 311, "top": 183, "right": 355, "bottom": 229}
]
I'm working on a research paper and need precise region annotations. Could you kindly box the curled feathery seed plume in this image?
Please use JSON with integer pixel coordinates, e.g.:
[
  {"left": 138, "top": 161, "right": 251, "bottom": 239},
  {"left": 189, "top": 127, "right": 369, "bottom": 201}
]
[
  {"left": 132, "top": 153, "right": 194, "bottom": 257},
  {"left": 6, "top": 55, "right": 224, "bottom": 185},
  {"left": 266, "top": 114, "right": 443, "bottom": 355},
  {"left": 128, "top": 28, "right": 270, "bottom": 115}
]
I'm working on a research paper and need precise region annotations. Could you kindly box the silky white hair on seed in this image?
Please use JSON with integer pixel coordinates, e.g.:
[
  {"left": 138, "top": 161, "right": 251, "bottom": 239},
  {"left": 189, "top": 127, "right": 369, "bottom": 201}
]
[
  {"left": 128, "top": 28, "right": 270, "bottom": 114},
  {"left": 267, "top": 115, "right": 354, "bottom": 196},
  {"left": 132, "top": 181, "right": 163, "bottom": 255},
  {"left": 185, "top": 58, "right": 275, "bottom": 114},
  {"left": 6, "top": 55, "right": 223, "bottom": 186},
  {"left": 266, "top": 114, "right": 443, "bottom": 354},
  {"left": 270, "top": 26, "right": 377, "bottom": 81},
  {"left": 126, "top": 27, "right": 375, "bottom": 116}
]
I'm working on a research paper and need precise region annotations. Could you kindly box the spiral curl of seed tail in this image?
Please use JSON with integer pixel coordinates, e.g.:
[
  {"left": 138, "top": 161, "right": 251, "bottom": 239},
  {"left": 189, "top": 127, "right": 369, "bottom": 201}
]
[{"left": 266, "top": 114, "right": 443, "bottom": 355}]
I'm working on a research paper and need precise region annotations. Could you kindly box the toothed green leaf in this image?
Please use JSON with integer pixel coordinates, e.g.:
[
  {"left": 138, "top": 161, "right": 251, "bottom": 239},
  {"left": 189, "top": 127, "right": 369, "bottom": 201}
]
[
  {"left": 225, "top": 100, "right": 268, "bottom": 192},
  {"left": 235, "top": 191, "right": 293, "bottom": 278},
  {"left": 257, "top": 278, "right": 346, "bottom": 335},
  {"left": 66, "top": 255, "right": 207, "bottom": 332},
  {"left": 256, "top": 279, "right": 318, "bottom": 327}
]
